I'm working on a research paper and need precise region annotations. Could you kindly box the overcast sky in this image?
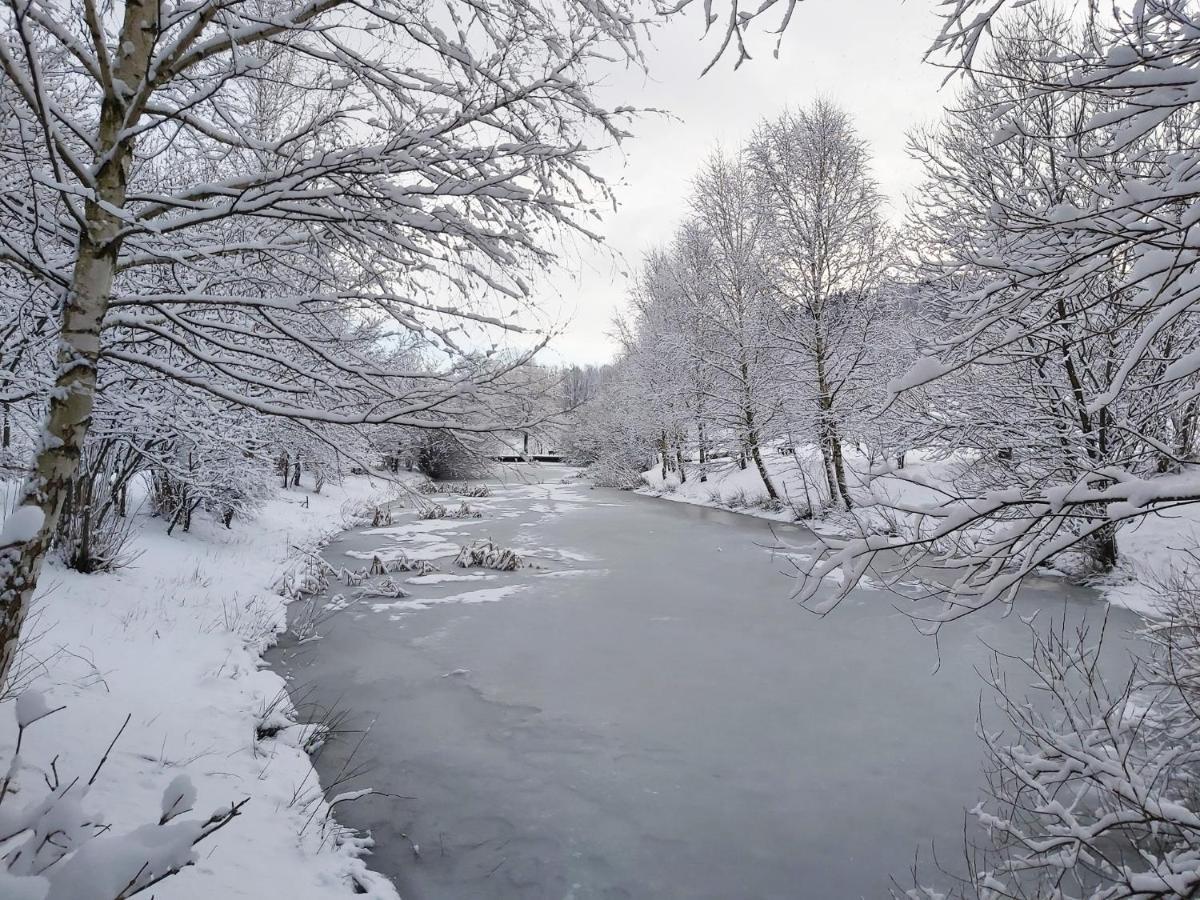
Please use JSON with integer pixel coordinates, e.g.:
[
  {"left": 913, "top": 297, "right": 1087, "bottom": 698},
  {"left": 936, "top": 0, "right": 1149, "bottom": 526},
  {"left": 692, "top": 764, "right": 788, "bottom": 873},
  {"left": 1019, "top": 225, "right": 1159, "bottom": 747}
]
[{"left": 533, "top": 0, "right": 953, "bottom": 366}]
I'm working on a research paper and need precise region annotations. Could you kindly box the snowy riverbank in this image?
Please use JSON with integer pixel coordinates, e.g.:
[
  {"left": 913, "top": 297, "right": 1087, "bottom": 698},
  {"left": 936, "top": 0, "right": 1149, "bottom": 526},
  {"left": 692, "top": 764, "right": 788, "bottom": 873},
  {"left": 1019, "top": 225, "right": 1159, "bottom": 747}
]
[
  {"left": 0, "top": 474, "right": 409, "bottom": 900},
  {"left": 638, "top": 448, "right": 1200, "bottom": 618}
]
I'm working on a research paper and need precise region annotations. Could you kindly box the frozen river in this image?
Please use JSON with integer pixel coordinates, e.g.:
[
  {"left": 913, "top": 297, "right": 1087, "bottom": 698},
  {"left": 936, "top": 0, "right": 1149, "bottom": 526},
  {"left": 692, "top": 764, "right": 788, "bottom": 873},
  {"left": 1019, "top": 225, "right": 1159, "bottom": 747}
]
[{"left": 268, "top": 469, "right": 1140, "bottom": 899}]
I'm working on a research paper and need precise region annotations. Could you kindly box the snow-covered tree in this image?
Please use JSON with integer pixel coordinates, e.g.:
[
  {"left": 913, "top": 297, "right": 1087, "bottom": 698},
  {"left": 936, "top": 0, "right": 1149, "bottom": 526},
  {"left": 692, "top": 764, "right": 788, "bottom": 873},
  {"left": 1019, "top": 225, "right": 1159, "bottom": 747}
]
[
  {"left": 803, "top": 1, "right": 1200, "bottom": 623},
  {"left": 0, "top": 0, "right": 816, "bottom": 689},
  {"left": 747, "top": 100, "right": 895, "bottom": 508},
  {"left": 686, "top": 150, "right": 786, "bottom": 499}
]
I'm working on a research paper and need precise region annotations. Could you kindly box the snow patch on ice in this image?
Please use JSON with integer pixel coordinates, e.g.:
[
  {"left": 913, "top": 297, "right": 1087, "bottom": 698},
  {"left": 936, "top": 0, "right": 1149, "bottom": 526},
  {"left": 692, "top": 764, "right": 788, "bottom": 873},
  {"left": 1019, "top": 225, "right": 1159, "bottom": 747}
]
[
  {"left": 369, "top": 585, "right": 526, "bottom": 612},
  {"left": 405, "top": 572, "right": 496, "bottom": 584}
]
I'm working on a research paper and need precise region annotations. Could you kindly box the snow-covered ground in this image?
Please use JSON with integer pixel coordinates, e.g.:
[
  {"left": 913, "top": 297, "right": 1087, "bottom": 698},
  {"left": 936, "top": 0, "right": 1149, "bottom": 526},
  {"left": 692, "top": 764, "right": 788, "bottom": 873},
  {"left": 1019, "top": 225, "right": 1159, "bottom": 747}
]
[
  {"left": 638, "top": 445, "right": 961, "bottom": 531},
  {"left": 639, "top": 448, "right": 1200, "bottom": 617},
  {"left": 1, "top": 474, "right": 410, "bottom": 899},
  {"left": 1098, "top": 502, "right": 1200, "bottom": 617}
]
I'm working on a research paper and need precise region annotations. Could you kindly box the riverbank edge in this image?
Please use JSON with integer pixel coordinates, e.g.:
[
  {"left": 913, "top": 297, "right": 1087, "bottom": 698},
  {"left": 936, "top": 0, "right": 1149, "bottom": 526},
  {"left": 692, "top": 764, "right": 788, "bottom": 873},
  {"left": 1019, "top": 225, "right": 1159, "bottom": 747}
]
[
  {"left": 631, "top": 464, "right": 1189, "bottom": 619},
  {"left": 0, "top": 473, "right": 412, "bottom": 900}
]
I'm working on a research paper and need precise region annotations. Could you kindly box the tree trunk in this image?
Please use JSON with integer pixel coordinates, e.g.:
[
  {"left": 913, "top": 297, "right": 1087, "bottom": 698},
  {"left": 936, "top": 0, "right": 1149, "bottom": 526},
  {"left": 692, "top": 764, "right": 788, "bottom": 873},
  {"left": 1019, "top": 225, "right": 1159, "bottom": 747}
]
[
  {"left": 0, "top": 241, "right": 119, "bottom": 686},
  {"left": 812, "top": 323, "right": 844, "bottom": 509},
  {"left": 183, "top": 500, "right": 199, "bottom": 533},
  {"left": 817, "top": 423, "right": 839, "bottom": 508},
  {"left": 0, "top": 0, "right": 159, "bottom": 689},
  {"left": 167, "top": 490, "right": 188, "bottom": 536},
  {"left": 78, "top": 474, "right": 94, "bottom": 573},
  {"left": 744, "top": 407, "right": 779, "bottom": 501},
  {"left": 747, "top": 433, "right": 778, "bottom": 501},
  {"left": 1090, "top": 522, "right": 1119, "bottom": 571},
  {"left": 828, "top": 422, "right": 852, "bottom": 510}
]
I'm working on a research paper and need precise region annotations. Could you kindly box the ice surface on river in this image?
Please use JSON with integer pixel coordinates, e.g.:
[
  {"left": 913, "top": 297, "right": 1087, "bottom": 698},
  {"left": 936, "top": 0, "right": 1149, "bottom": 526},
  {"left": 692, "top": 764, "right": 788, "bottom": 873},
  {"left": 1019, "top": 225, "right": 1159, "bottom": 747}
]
[{"left": 270, "top": 470, "right": 1141, "bottom": 899}]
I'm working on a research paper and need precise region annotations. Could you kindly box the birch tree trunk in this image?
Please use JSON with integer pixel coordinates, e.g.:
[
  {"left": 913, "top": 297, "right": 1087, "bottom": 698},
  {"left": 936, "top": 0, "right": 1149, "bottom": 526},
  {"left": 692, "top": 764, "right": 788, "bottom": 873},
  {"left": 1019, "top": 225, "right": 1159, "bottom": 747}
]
[
  {"left": 0, "top": 0, "right": 157, "bottom": 688},
  {"left": 747, "top": 433, "right": 777, "bottom": 501},
  {"left": 812, "top": 322, "right": 852, "bottom": 510},
  {"left": 828, "top": 420, "right": 852, "bottom": 509},
  {"left": 744, "top": 411, "right": 779, "bottom": 501}
]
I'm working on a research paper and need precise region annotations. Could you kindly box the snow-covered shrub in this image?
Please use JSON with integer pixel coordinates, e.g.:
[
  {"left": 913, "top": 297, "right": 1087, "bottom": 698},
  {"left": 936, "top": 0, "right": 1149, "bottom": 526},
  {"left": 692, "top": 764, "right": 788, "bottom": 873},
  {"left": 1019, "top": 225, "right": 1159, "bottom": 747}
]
[
  {"left": 290, "top": 590, "right": 353, "bottom": 643},
  {"left": 338, "top": 499, "right": 374, "bottom": 525},
  {"left": 754, "top": 496, "right": 784, "bottom": 513},
  {"left": 149, "top": 442, "right": 273, "bottom": 534},
  {"left": 0, "top": 693, "right": 245, "bottom": 899},
  {"left": 149, "top": 468, "right": 195, "bottom": 534},
  {"left": 52, "top": 439, "right": 143, "bottom": 574},
  {"left": 454, "top": 483, "right": 491, "bottom": 498},
  {"left": 594, "top": 456, "right": 651, "bottom": 489},
  {"left": 418, "top": 501, "right": 482, "bottom": 520},
  {"left": 404, "top": 558, "right": 437, "bottom": 577},
  {"left": 374, "top": 550, "right": 436, "bottom": 576},
  {"left": 353, "top": 578, "right": 408, "bottom": 600},
  {"left": 415, "top": 481, "right": 491, "bottom": 498},
  {"left": 453, "top": 539, "right": 522, "bottom": 571},
  {"left": 274, "top": 554, "right": 334, "bottom": 603},
  {"left": 412, "top": 430, "right": 487, "bottom": 480},
  {"left": 906, "top": 564, "right": 1200, "bottom": 899},
  {"left": 418, "top": 503, "right": 447, "bottom": 519}
]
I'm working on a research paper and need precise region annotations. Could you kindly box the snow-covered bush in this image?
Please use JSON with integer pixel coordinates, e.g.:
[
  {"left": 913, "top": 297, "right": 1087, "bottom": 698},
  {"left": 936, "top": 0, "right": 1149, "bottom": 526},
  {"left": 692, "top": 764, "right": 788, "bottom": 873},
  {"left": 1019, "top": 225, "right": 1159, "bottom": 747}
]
[
  {"left": 52, "top": 439, "right": 144, "bottom": 574},
  {"left": 339, "top": 498, "right": 395, "bottom": 529},
  {"left": 274, "top": 554, "right": 334, "bottom": 604},
  {"left": 366, "top": 550, "right": 436, "bottom": 577},
  {"left": 560, "top": 364, "right": 655, "bottom": 489},
  {"left": 457, "top": 483, "right": 490, "bottom": 498},
  {"left": 418, "top": 501, "right": 482, "bottom": 520},
  {"left": 0, "top": 693, "right": 245, "bottom": 900},
  {"left": 593, "top": 456, "right": 652, "bottom": 490},
  {"left": 412, "top": 431, "right": 487, "bottom": 481},
  {"left": 453, "top": 540, "right": 522, "bottom": 571},
  {"left": 149, "top": 437, "right": 273, "bottom": 534},
  {"left": 905, "top": 560, "right": 1200, "bottom": 899},
  {"left": 353, "top": 578, "right": 408, "bottom": 600},
  {"left": 413, "top": 479, "right": 491, "bottom": 498}
]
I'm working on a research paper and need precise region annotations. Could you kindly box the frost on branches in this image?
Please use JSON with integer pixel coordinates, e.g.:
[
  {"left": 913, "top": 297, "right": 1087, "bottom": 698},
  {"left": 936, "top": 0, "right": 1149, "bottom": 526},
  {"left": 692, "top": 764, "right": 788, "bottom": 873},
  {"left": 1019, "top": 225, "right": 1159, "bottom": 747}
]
[
  {"left": 579, "top": 99, "right": 908, "bottom": 513},
  {"left": 0, "top": 695, "right": 245, "bottom": 900},
  {"left": 800, "top": 2, "right": 1200, "bottom": 625},
  {"left": 0, "top": 0, "right": 806, "bottom": 689},
  {"left": 901, "top": 568, "right": 1200, "bottom": 900}
]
